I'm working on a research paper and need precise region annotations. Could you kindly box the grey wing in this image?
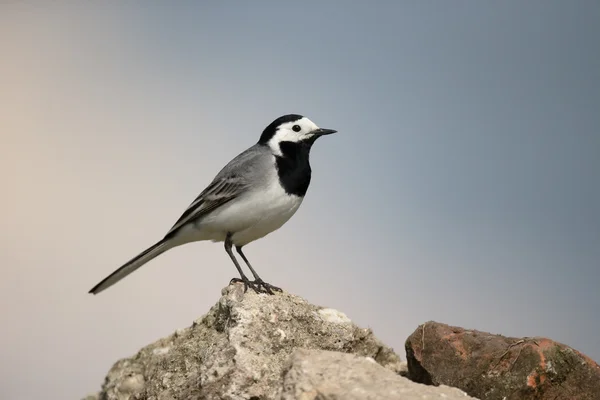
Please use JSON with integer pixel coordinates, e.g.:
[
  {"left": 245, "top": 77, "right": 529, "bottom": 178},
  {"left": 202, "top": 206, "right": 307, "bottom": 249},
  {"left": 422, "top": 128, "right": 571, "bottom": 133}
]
[{"left": 164, "top": 145, "right": 268, "bottom": 237}]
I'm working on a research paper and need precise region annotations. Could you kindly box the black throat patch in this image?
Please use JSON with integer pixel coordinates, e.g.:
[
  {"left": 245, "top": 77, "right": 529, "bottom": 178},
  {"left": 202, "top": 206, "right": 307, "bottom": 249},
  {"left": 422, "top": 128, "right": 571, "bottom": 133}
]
[{"left": 274, "top": 139, "right": 315, "bottom": 197}]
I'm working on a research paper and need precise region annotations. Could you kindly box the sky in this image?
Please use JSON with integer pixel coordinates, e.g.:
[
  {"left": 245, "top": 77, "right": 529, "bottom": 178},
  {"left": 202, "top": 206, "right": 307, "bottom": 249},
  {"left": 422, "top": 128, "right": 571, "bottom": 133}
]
[{"left": 1, "top": 1, "right": 599, "bottom": 399}]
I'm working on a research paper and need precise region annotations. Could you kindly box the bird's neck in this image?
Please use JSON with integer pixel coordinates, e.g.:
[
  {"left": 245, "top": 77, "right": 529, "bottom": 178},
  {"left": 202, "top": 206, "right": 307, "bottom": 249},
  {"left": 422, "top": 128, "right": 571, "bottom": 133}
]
[{"left": 273, "top": 140, "right": 313, "bottom": 197}]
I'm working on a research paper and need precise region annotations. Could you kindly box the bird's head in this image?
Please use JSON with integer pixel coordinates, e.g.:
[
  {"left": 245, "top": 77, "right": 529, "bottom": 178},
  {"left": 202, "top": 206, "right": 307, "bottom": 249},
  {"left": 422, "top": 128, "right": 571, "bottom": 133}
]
[{"left": 258, "top": 114, "right": 336, "bottom": 154}]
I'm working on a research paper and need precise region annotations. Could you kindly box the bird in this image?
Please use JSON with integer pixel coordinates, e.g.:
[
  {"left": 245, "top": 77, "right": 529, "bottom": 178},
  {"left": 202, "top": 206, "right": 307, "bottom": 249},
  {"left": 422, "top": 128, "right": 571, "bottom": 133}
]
[{"left": 89, "top": 114, "right": 337, "bottom": 295}]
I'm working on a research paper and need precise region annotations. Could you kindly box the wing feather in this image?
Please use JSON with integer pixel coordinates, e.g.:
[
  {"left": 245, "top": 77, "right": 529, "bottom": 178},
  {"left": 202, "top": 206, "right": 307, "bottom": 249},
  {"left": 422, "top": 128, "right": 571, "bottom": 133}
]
[
  {"left": 163, "top": 144, "right": 269, "bottom": 238},
  {"left": 164, "top": 175, "right": 247, "bottom": 237}
]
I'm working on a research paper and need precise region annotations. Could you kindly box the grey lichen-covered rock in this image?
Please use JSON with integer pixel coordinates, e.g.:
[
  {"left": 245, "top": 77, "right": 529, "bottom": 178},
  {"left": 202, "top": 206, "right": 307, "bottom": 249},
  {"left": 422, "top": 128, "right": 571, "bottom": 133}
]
[
  {"left": 280, "top": 349, "right": 477, "bottom": 400},
  {"left": 95, "top": 284, "right": 404, "bottom": 400}
]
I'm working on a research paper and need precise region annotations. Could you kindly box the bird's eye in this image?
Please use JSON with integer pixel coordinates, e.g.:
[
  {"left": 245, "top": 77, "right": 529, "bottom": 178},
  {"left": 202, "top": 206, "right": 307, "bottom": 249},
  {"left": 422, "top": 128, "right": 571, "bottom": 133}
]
[{"left": 292, "top": 125, "right": 301, "bottom": 132}]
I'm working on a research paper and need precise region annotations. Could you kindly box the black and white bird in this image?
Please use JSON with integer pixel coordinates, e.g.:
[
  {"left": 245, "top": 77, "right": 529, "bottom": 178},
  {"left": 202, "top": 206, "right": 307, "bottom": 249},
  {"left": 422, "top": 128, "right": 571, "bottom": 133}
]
[{"left": 89, "top": 114, "right": 337, "bottom": 295}]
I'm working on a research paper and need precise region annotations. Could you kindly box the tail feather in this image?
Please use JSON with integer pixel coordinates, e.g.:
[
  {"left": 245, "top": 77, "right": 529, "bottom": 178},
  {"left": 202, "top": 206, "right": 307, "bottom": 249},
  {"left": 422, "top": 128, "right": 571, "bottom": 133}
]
[{"left": 89, "top": 239, "right": 172, "bottom": 294}]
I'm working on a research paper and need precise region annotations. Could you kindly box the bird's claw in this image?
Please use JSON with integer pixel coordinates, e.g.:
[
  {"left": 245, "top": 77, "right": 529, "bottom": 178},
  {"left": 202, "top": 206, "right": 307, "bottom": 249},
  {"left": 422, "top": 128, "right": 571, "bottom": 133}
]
[
  {"left": 229, "top": 277, "right": 259, "bottom": 293},
  {"left": 252, "top": 278, "right": 282, "bottom": 295},
  {"left": 229, "top": 277, "right": 282, "bottom": 295}
]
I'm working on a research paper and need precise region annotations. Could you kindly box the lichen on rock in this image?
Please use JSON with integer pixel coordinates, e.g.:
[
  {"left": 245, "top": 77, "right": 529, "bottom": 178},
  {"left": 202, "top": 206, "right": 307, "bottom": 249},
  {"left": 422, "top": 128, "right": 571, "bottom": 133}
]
[{"left": 95, "top": 284, "right": 405, "bottom": 400}]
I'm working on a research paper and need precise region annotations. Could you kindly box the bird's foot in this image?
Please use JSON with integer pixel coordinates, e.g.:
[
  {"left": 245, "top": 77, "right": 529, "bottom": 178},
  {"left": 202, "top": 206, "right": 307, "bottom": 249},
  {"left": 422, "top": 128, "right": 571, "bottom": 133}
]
[
  {"left": 229, "top": 277, "right": 260, "bottom": 293},
  {"left": 229, "top": 277, "right": 282, "bottom": 295},
  {"left": 252, "top": 278, "right": 283, "bottom": 295}
]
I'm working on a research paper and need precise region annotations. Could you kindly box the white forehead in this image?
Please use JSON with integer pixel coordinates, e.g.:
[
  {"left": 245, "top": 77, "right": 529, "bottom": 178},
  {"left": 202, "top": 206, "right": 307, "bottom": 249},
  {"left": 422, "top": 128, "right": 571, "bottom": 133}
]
[
  {"left": 278, "top": 117, "right": 319, "bottom": 131},
  {"left": 267, "top": 116, "right": 321, "bottom": 155}
]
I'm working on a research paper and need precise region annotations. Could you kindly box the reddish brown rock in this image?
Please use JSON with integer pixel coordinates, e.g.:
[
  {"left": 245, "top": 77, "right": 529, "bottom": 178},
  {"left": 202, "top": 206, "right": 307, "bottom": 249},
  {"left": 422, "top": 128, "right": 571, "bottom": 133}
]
[{"left": 405, "top": 321, "right": 600, "bottom": 400}]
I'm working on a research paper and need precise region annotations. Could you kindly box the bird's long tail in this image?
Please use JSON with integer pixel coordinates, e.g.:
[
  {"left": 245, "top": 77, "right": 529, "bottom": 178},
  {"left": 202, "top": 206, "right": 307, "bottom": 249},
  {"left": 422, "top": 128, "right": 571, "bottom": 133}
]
[{"left": 88, "top": 239, "right": 172, "bottom": 294}]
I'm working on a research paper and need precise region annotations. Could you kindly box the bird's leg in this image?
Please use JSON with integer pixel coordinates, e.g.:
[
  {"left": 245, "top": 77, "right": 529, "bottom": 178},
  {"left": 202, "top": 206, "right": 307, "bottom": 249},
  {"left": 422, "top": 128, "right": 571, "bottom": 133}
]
[
  {"left": 236, "top": 245, "right": 282, "bottom": 295},
  {"left": 225, "top": 234, "right": 259, "bottom": 293}
]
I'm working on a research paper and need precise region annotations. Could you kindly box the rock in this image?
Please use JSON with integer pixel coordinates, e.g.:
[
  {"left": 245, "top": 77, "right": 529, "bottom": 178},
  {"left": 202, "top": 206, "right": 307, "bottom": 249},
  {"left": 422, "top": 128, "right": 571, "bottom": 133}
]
[
  {"left": 398, "top": 360, "right": 409, "bottom": 377},
  {"left": 405, "top": 321, "right": 600, "bottom": 400},
  {"left": 280, "top": 348, "right": 477, "bottom": 400},
  {"left": 94, "top": 284, "right": 404, "bottom": 400}
]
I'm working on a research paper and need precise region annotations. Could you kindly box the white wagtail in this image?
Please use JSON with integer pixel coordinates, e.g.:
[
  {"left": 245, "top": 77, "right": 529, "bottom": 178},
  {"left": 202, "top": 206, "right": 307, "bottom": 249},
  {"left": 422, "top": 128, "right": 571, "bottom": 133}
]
[{"left": 89, "top": 114, "right": 337, "bottom": 295}]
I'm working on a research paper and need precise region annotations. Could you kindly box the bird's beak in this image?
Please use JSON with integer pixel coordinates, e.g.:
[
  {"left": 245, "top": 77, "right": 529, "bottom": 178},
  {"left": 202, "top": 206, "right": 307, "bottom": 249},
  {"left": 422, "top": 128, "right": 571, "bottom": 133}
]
[{"left": 311, "top": 128, "right": 337, "bottom": 136}]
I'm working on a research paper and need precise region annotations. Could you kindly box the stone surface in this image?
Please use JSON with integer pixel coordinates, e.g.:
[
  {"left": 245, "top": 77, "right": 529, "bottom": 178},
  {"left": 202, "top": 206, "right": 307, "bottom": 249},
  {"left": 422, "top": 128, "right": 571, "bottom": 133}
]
[
  {"left": 93, "top": 284, "right": 404, "bottom": 400},
  {"left": 280, "top": 348, "right": 477, "bottom": 400},
  {"left": 405, "top": 321, "right": 600, "bottom": 400}
]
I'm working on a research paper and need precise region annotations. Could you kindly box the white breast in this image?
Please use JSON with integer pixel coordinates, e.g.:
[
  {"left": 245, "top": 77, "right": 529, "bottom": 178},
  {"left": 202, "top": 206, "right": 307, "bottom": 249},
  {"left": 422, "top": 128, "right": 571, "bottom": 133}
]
[
  {"left": 230, "top": 184, "right": 303, "bottom": 246},
  {"left": 188, "top": 175, "right": 304, "bottom": 246}
]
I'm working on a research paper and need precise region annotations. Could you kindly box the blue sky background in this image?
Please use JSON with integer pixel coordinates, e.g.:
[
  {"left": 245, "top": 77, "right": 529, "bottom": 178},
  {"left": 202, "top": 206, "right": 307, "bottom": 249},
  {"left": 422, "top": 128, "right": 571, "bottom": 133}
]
[{"left": 1, "top": 1, "right": 599, "bottom": 399}]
